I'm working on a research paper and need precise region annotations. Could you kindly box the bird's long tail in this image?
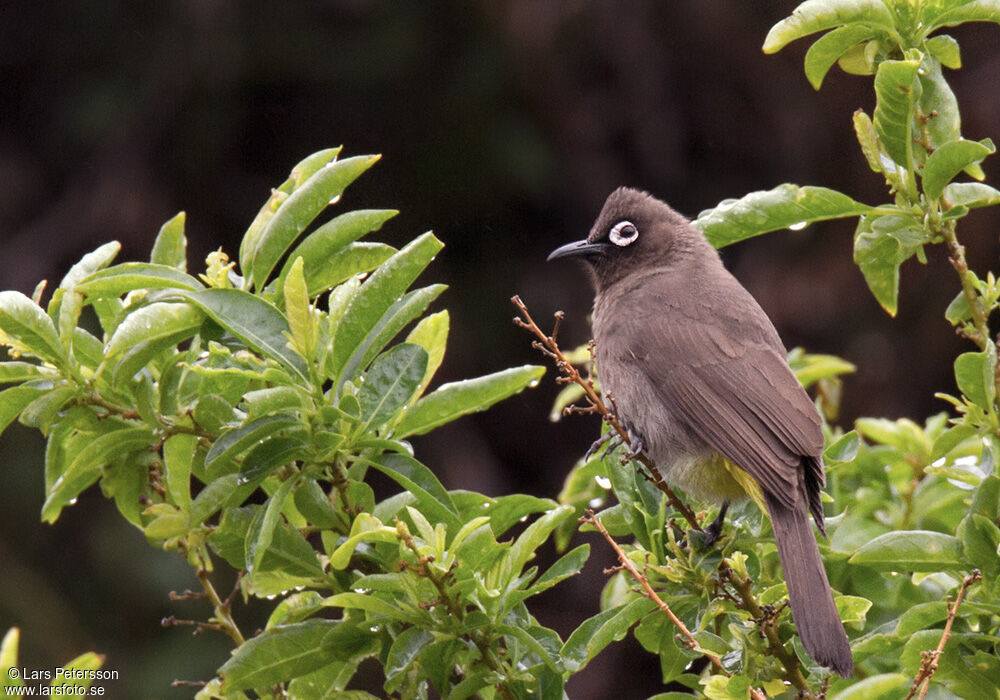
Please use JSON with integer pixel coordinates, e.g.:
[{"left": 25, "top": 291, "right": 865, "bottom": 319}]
[{"left": 765, "top": 492, "right": 853, "bottom": 677}]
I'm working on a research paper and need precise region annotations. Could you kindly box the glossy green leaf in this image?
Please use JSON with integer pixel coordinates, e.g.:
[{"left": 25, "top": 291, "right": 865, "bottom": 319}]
[
  {"left": 384, "top": 627, "right": 435, "bottom": 687},
  {"left": 693, "top": 184, "right": 872, "bottom": 248},
  {"left": 305, "top": 243, "right": 397, "bottom": 298},
  {"left": 528, "top": 544, "right": 589, "bottom": 595},
  {"left": 943, "top": 182, "right": 1000, "bottom": 209},
  {"left": 0, "top": 383, "right": 50, "bottom": 436},
  {"left": 323, "top": 592, "right": 422, "bottom": 624},
  {"left": 854, "top": 220, "right": 903, "bottom": 316},
  {"left": 337, "top": 285, "right": 445, "bottom": 386},
  {"left": 293, "top": 479, "right": 340, "bottom": 530},
  {"left": 762, "top": 0, "right": 896, "bottom": 54},
  {"left": 919, "top": 58, "right": 961, "bottom": 156},
  {"left": 150, "top": 211, "right": 187, "bottom": 270},
  {"left": 828, "top": 674, "right": 909, "bottom": 700},
  {"left": 505, "top": 505, "right": 575, "bottom": 577},
  {"left": 482, "top": 493, "right": 561, "bottom": 538},
  {"left": 873, "top": 58, "right": 922, "bottom": 168},
  {"left": 825, "top": 430, "right": 861, "bottom": 462},
  {"left": 961, "top": 513, "right": 1000, "bottom": 578},
  {"left": 248, "top": 155, "right": 380, "bottom": 288},
  {"left": 331, "top": 232, "right": 443, "bottom": 384},
  {"left": 0, "top": 291, "right": 69, "bottom": 367},
  {"left": 848, "top": 530, "right": 965, "bottom": 571},
  {"left": 927, "top": 0, "right": 1000, "bottom": 31},
  {"left": 219, "top": 619, "right": 346, "bottom": 691},
  {"left": 42, "top": 427, "right": 155, "bottom": 523},
  {"left": 54, "top": 241, "right": 122, "bottom": 299},
  {"left": 0, "top": 361, "right": 49, "bottom": 385},
  {"left": 49, "top": 651, "right": 104, "bottom": 691},
  {"left": 804, "top": 24, "right": 880, "bottom": 89},
  {"left": 954, "top": 343, "right": 996, "bottom": 409},
  {"left": 393, "top": 365, "right": 545, "bottom": 438},
  {"left": 922, "top": 138, "right": 995, "bottom": 199},
  {"left": 76, "top": 263, "right": 202, "bottom": 298},
  {"left": 162, "top": 434, "right": 195, "bottom": 513},
  {"left": 205, "top": 415, "right": 303, "bottom": 478},
  {"left": 179, "top": 288, "right": 308, "bottom": 380},
  {"left": 102, "top": 302, "right": 203, "bottom": 386},
  {"left": 357, "top": 344, "right": 428, "bottom": 432},
  {"left": 239, "top": 435, "right": 309, "bottom": 483},
  {"left": 788, "top": 349, "right": 856, "bottom": 387},
  {"left": 369, "top": 454, "right": 460, "bottom": 530},
  {"left": 283, "top": 257, "right": 315, "bottom": 359},
  {"left": 275, "top": 208, "right": 398, "bottom": 293},
  {"left": 18, "top": 384, "right": 77, "bottom": 433},
  {"left": 561, "top": 598, "right": 656, "bottom": 672},
  {"left": 925, "top": 34, "right": 961, "bottom": 69},
  {"left": 242, "top": 386, "right": 308, "bottom": 421},
  {"left": 247, "top": 475, "right": 299, "bottom": 572},
  {"left": 329, "top": 514, "right": 400, "bottom": 569},
  {"left": 403, "top": 310, "right": 449, "bottom": 402}
]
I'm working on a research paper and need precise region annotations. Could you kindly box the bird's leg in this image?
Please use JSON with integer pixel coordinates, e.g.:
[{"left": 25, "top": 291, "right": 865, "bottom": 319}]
[
  {"left": 703, "top": 501, "right": 730, "bottom": 546},
  {"left": 624, "top": 429, "right": 645, "bottom": 461},
  {"left": 600, "top": 434, "right": 624, "bottom": 460},
  {"left": 585, "top": 430, "right": 617, "bottom": 461}
]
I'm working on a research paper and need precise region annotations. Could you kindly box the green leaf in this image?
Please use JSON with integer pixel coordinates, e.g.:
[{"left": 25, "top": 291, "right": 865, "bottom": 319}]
[
  {"left": 275, "top": 209, "right": 398, "bottom": 293},
  {"left": 825, "top": 430, "right": 860, "bottom": 462},
  {"left": 925, "top": 34, "right": 961, "bottom": 69},
  {"left": 762, "top": 0, "right": 896, "bottom": 54},
  {"left": 1, "top": 628, "right": 20, "bottom": 690},
  {"left": 478, "top": 493, "right": 560, "bottom": 537},
  {"left": 57, "top": 241, "right": 122, "bottom": 292},
  {"left": 693, "top": 184, "right": 872, "bottom": 248},
  {"left": 329, "top": 513, "right": 399, "bottom": 569},
  {"left": 853, "top": 109, "right": 883, "bottom": 173},
  {"left": 179, "top": 288, "right": 308, "bottom": 380},
  {"left": 357, "top": 344, "right": 428, "bottom": 432},
  {"left": 240, "top": 148, "right": 341, "bottom": 277},
  {"left": 873, "top": 57, "right": 922, "bottom": 168},
  {"left": 246, "top": 475, "right": 299, "bottom": 572},
  {"left": 922, "top": 138, "right": 996, "bottom": 200},
  {"left": 393, "top": 365, "right": 545, "bottom": 438},
  {"left": 943, "top": 182, "right": 1000, "bottom": 209},
  {"left": 494, "top": 624, "right": 562, "bottom": 673},
  {"left": 853, "top": 219, "right": 904, "bottom": 316},
  {"left": 331, "top": 233, "right": 443, "bottom": 384},
  {"left": 323, "top": 592, "right": 422, "bottom": 624},
  {"left": 804, "top": 24, "right": 880, "bottom": 89},
  {"left": 283, "top": 257, "right": 315, "bottom": 359},
  {"left": 505, "top": 505, "right": 575, "bottom": 577},
  {"left": 42, "top": 427, "right": 155, "bottom": 523},
  {"left": 918, "top": 58, "right": 961, "bottom": 156},
  {"left": 954, "top": 343, "right": 996, "bottom": 409},
  {"left": 151, "top": 211, "right": 187, "bottom": 270},
  {"left": 49, "top": 651, "right": 104, "bottom": 691},
  {"left": 102, "top": 302, "right": 204, "bottom": 386},
  {"left": 205, "top": 415, "right": 304, "bottom": 478},
  {"left": 403, "top": 310, "right": 449, "bottom": 402},
  {"left": 306, "top": 243, "right": 397, "bottom": 299},
  {"left": 961, "top": 513, "right": 1000, "bottom": 578},
  {"left": 0, "top": 383, "right": 49, "bottom": 437},
  {"left": 76, "top": 263, "right": 202, "bottom": 298},
  {"left": 248, "top": 155, "right": 381, "bottom": 288},
  {"left": 239, "top": 435, "right": 309, "bottom": 483},
  {"left": 527, "top": 544, "right": 589, "bottom": 595},
  {"left": 219, "top": 620, "right": 367, "bottom": 691},
  {"left": 848, "top": 530, "right": 965, "bottom": 571},
  {"left": 788, "top": 349, "right": 856, "bottom": 387},
  {"left": 561, "top": 598, "right": 656, "bottom": 672},
  {"left": 18, "top": 384, "right": 77, "bottom": 433},
  {"left": 384, "top": 627, "right": 435, "bottom": 687},
  {"left": 336, "top": 285, "right": 445, "bottom": 386},
  {"left": 927, "top": 0, "right": 1000, "bottom": 31},
  {"left": 0, "top": 291, "right": 69, "bottom": 368},
  {"left": 828, "top": 674, "right": 909, "bottom": 700},
  {"left": 0, "top": 361, "right": 50, "bottom": 385},
  {"left": 369, "top": 454, "right": 460, "bottom": 530},
  {"left": 293, "top": 479, "right": 340, "bottom": 529}
]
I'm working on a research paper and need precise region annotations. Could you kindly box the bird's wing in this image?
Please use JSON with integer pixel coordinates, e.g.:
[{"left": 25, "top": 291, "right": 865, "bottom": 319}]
[{"left": 630, "top": 291, "right": 824, "bottom": 512}]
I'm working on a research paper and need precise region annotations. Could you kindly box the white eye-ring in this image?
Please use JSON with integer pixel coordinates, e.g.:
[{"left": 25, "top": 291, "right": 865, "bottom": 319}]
[{"left": 609, "top": 220, "right": 639, "bottom": 247}]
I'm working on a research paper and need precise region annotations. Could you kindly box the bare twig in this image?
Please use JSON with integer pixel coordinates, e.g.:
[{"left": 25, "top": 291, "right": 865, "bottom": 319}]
[
  {"left": 195, "top": 567, "right": 246, "bottom": 646},
  {"left": 904, "top": 569, "right": 982, "bottom": 700},
  {"left": 511, "top": 295, "right": 703, "bottom": 532},
  {"left": 582, "top": 510, "right": 768, "bottom": 700}
]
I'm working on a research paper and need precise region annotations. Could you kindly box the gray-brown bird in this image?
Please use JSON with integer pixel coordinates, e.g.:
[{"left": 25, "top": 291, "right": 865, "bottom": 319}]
[{"left": 548, "top": 187, "right": 853, "bottom": 676}]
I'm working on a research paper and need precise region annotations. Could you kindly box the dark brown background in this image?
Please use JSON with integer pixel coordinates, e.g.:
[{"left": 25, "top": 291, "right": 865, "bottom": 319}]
[{"left": 2, "top": 2, "right": 999, "bottom": 697}]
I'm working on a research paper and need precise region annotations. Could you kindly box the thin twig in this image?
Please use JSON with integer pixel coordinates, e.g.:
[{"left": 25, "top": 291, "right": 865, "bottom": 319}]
[
  {"left": 904, "top": 569, "right": 982, "bottom": 700},
  {"left": 511, "top": 295, "right": 703, "bottom": 532},
  {"left": 195, "top": 568, "right": 246, "bottom": 646},
  {"left": 582, "top": 510, "right": 767, "bottom": 700}
]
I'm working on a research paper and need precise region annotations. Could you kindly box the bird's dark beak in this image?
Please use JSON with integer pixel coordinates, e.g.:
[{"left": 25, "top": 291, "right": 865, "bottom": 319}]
[{"left": 546, "top": 239, "right": 610, "bottom": 261}]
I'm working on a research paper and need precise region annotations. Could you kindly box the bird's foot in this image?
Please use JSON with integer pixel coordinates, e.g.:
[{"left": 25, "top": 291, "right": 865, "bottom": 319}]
[
  {"left": 624, "top": 430, "right": 645, "bottom": 461},
  {"left": 585, "top": 430, "right": 617, "bottom": 461},
  {"left": 702, "top": 501, "right": 730, "bottom": 547}
]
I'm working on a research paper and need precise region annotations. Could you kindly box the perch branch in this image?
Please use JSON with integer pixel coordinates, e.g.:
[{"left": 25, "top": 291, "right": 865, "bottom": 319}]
[{"left": 511, "top": 295, "right": 702, "bottom": 532}]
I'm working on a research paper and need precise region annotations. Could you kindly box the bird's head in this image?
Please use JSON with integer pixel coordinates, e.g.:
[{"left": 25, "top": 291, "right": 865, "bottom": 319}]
[{"left": 547, "top": 187, "right": 700, "bottom": 289}]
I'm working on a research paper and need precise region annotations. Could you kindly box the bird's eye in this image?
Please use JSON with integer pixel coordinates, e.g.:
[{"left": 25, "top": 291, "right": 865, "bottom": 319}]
[{"left": 609, "top": 220, "right": 639, "bottom": 247}]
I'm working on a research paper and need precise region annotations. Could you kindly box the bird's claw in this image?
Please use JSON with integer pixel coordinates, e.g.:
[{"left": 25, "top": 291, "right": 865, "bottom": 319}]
[
  {"left": 624, "top": 430, "right": 645, "bottom": 461},
  {"left": 584, "top": 430, "right": 617, "bottom": 461}
]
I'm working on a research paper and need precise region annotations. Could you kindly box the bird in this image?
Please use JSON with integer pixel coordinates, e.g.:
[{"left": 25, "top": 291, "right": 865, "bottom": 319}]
[{"left": 547, "top": 187, "right": 853, "bottom": 676}]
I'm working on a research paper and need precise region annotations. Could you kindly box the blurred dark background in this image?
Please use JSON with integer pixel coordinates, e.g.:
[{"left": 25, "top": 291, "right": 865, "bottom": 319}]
[{"left": 2, "top": 2, "right": 1000, "bottom": 698}]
